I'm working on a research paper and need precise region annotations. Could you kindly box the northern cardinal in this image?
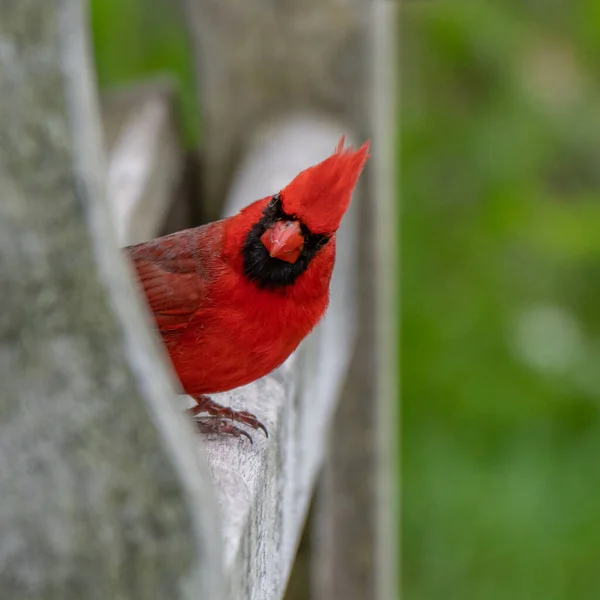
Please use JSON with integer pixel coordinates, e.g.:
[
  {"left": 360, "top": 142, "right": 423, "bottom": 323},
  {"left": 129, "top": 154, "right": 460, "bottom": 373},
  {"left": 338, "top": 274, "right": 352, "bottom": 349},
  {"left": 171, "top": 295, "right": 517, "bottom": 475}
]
[{"left": 127, "top": 137, "right": 369, "bottom": 441}]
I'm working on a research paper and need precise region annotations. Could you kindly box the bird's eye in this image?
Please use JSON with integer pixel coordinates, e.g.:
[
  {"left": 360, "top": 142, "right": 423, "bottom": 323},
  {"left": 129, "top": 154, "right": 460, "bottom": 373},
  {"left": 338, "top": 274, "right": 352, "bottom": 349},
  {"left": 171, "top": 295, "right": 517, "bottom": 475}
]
[
  {"left": 268, "top": 194, "right": 280, "bottom": 209},
  {"left": 315, "top": 236, "right": 330, "bottom": 250}
]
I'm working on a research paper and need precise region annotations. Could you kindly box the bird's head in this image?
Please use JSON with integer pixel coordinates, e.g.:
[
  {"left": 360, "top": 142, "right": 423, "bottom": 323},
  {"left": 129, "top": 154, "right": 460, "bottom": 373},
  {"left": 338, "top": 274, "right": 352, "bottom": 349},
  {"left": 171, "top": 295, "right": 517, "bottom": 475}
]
[{"left": 239, "top": 137, "right": 370, "bottom": 290}]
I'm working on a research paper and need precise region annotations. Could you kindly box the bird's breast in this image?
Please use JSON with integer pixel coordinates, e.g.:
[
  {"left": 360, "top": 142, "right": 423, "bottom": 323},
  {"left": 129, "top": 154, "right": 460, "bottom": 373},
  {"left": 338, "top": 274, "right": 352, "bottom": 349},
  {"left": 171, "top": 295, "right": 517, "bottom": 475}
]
[{"left": 165, "top": 288, "right": 328, "bottom": 395}]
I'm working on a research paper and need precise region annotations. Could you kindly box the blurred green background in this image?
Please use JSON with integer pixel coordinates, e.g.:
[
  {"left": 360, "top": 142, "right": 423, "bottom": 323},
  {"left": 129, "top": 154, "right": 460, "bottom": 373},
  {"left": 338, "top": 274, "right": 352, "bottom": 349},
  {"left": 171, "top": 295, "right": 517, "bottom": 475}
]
[
  {"left": 91, "top": 0, "right": 199, "bottom": 144},
  {"left": 402, "top": 1, "right": 600, "bottom": 599},
  {"left": 92, "top": 0, "right": 600, "bottom": 598}
]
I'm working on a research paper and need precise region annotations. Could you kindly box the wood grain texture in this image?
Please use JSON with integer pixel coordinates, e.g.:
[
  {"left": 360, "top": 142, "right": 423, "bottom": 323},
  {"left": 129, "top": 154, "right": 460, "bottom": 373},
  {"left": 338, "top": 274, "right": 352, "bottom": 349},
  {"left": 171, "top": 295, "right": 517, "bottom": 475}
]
[
  {"left": 202, "top": 119, "right": 359, "bottom": 600},
  {"left": 98, "top": 0, "right": 388, "bottom": 596},
  {"left": 0, "top": 2, "right": 221, "bottom": 598},
  {"left": 107, "top": 112, "right": 360, "bottom": 599},
  {"left": 181, "top": 0, "right": 382, "bottom": 595}
]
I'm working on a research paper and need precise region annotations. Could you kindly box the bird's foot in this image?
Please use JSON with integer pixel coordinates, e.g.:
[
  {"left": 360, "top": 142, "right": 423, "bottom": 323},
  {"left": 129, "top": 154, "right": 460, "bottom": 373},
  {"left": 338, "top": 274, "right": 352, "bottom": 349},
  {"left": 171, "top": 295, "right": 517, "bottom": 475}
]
[
  {"left": 188, "top": 394, "right": 268, "bottom": 442},
  {"left": 195, "top": 417, "right": 254, "bottom": 443}
]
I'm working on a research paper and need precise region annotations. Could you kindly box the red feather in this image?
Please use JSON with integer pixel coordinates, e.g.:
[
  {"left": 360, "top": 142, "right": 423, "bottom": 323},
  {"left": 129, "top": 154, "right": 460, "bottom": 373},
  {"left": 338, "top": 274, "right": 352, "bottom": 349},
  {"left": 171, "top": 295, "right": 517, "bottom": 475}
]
[
  {"left": 127, "top": 138, "right": 369, "bottom": 401},
  {"left": 281, "top": 138, "right": 370, "bottom": 234}
]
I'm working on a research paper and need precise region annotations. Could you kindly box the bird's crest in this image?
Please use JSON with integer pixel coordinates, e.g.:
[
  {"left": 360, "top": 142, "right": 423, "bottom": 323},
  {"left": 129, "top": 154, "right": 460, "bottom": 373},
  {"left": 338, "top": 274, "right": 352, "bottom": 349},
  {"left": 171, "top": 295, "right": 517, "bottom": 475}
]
[{"left": 280, "top": 137, "right": 370, "bottom": 235}]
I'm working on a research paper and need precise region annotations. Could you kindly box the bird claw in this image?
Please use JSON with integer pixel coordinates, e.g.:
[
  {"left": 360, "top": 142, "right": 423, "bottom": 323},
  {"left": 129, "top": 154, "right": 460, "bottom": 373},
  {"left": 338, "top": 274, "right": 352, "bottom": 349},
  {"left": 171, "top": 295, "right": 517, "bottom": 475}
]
[
  {"left": 188, "top": 394, "right": 269, "bottom": 441},
  {"left": 196, "top": 417, "right": 253, "bottom": 443},
  {"left": 225, "top": 409, "right": 269, "bottom": 438}
]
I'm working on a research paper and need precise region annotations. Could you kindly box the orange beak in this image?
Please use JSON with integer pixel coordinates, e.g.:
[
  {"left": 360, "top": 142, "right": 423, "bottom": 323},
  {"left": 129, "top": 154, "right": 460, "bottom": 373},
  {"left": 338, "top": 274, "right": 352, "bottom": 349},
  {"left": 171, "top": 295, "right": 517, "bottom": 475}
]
[{"left": 260, "top": 220, "right": 304, "bottom": 264}]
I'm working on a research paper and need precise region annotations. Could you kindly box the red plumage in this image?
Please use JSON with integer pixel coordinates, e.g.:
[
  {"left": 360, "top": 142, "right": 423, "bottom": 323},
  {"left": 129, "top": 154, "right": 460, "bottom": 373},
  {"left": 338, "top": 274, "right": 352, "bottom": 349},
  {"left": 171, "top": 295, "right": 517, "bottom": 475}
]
[
  {"left": 281, "top": 137, "right": 369, "bottom": 234},
  {"left": 127, "top": 138, "right": 369, "bottom": 439}
]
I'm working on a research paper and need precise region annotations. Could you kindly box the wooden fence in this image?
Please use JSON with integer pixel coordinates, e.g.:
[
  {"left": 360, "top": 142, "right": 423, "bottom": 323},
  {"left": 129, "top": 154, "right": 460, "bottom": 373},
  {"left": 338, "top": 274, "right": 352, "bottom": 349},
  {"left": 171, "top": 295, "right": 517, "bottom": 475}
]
[{"left": 0, "top": 1, "right": 397, "bottom": 598}]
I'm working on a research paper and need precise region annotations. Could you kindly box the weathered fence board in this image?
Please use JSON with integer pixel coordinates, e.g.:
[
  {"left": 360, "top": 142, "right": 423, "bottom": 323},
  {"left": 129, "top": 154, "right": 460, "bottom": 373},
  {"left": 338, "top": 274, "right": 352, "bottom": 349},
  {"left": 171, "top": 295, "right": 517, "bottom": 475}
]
[
  {"left": 0, "top": 0, "right": 395, "bottom": 597},
  {"left": 181, "top": 0, "right": 369, "bottom": 220},
  {"left": 178, "top": 0, "right": 391, "bottom": 598},
  {"left": 372, "top": 4, "right": 399, "bottom": 598},
  {"left": 311, "top": 3, "right": 398, "bottom": 597},
  {"left": 102, "top": 78, "right": 185, "bottom": 246},
  {"left": 310, "top": 4, "right": 399, "bottom": 598},
  {"left": 106, "top": 107, "right": 361, "bottom": 599},
  {"left": 210, "top": 119, "right": 359, "bottom": 600},
  {"left": 0, "top": 2, "right": 222, "bottom": 598}
]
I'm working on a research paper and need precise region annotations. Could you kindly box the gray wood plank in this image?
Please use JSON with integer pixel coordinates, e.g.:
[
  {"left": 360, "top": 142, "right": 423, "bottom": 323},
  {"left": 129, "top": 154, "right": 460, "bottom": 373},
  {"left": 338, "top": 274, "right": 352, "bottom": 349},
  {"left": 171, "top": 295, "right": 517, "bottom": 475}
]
[
  {"left": 372, "top": 4, "right": 399, "bottom": 598},
  {"left": 206, "top": 118, "right": 359, "bottom": 600},
  {"left": 181, "top": 0, "right": 378, "bottom": 596},
  {"left": 101, "top": 78, "right": 186, "bottom": 245},
  {"left": 0, "top": 2, "right": 222, "bottom": 598},
  {"left": 107, "top": 112, "right": 359, "bottom": 599},
  {"left": 101, "top": 0, "right": 388, "bottom": 596},
  {"left": 311, "top": 3, "right": 399, "bottom": 599},
  {"left": 181, "top": 0, "right": 369, "bottom": 220}
]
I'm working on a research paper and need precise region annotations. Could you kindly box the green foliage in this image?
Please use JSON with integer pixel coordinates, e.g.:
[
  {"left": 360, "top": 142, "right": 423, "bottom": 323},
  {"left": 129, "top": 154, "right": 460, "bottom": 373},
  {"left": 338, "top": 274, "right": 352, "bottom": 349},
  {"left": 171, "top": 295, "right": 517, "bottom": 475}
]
[
  {"left": 402, "top": 2, "right": 600, "bottom": 598},
  {"left": 90, "top": 0, "right": 199, "bottom": 144}
]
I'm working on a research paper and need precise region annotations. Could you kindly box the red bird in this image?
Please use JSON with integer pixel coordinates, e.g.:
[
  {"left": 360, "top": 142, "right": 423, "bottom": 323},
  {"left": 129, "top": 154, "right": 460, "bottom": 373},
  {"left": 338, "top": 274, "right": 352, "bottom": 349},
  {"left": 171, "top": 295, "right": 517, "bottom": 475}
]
[{"left": 127, "top": 138, "right": 369, "bottom": 440}]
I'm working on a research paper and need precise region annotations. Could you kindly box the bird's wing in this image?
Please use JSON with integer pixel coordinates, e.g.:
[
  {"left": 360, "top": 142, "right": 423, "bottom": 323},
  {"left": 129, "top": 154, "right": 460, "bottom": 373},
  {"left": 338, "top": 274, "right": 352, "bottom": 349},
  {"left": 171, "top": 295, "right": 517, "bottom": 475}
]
[{"left": 126, "top": 223, "right": 222, "bottom": 335}]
